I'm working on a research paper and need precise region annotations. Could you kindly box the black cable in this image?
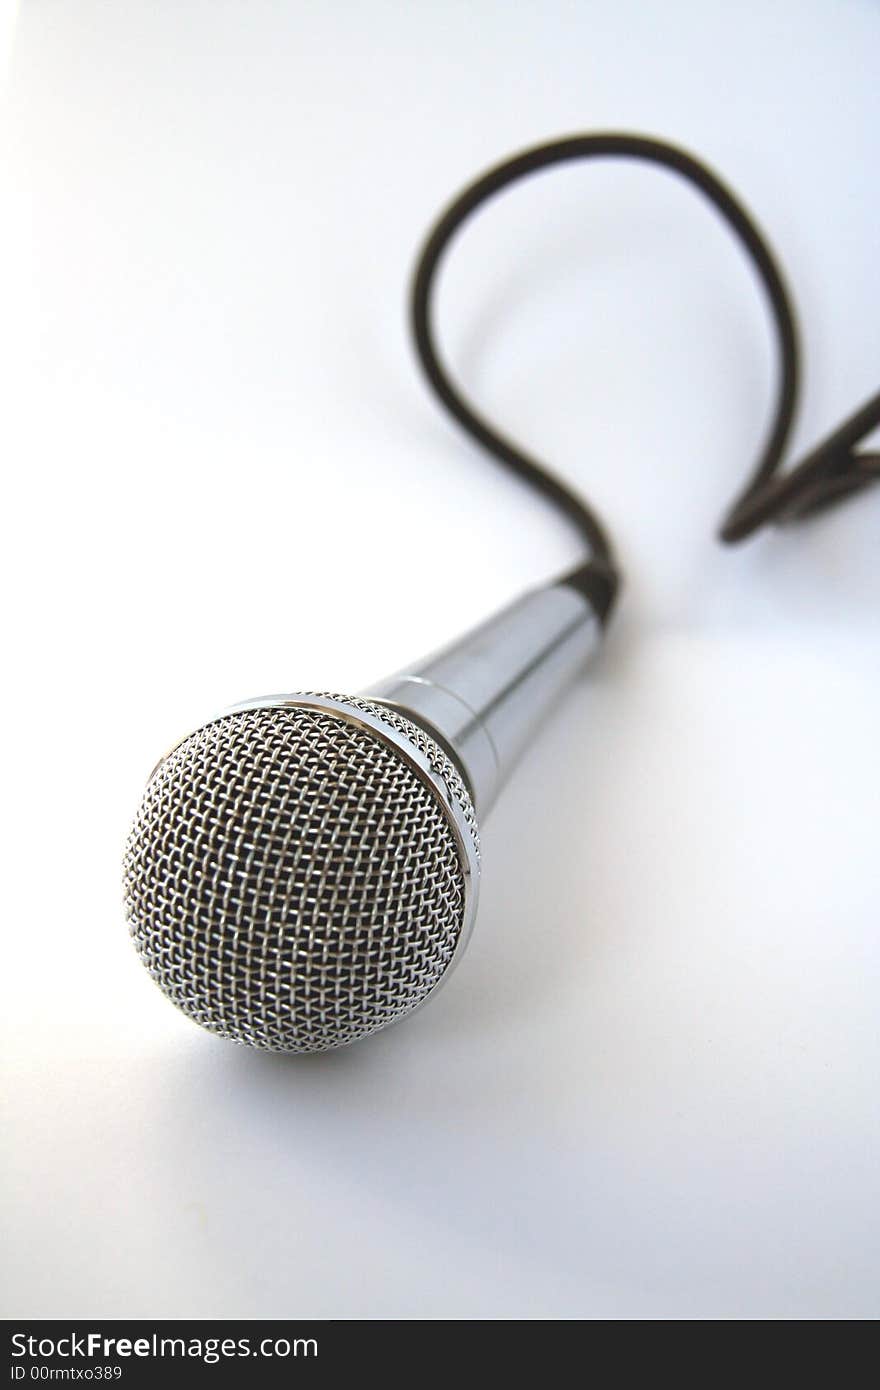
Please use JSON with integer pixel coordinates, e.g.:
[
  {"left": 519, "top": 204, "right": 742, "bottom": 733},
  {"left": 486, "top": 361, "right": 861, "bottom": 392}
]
[{"left": 410, "top": 133, "right": 880, "bottom": 618}]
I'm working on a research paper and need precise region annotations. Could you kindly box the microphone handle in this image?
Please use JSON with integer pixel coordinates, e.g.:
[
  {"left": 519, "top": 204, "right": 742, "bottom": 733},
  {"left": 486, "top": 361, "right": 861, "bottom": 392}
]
[{"left": 364, "top": 578, "right": 603, "bottom": 815}]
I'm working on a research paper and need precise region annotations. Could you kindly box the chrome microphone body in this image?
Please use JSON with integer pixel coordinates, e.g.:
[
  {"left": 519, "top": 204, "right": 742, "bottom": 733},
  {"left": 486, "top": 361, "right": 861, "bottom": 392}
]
[
  {"left": 367, "top": 578, "right": 601, "bottom": 815},
  {"left": 123, "top": 575, "right": 605, "bottom": 1053}
]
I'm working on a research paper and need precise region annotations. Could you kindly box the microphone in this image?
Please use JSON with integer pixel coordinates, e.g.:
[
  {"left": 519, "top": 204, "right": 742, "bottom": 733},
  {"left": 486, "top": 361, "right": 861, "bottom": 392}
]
[
  {"left": 124, "top": 131, "right": 879, "bottom": 1056},
  {"left": 123, "top": 572, "right": 609, "bottom": 1052}
]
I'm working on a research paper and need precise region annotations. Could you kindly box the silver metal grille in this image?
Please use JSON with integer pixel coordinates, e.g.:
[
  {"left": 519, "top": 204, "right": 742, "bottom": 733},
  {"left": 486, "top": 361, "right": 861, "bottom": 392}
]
[
  {"left": 324, "top": 694, "right": 480, "bottom": 858},
  {"left": 123, "top": 701, "right": 477, "bottom": 1052}
]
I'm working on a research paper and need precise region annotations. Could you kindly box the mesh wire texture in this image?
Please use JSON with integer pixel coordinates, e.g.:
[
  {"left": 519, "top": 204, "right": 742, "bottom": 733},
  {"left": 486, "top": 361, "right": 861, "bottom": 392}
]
[{"left": 123, "top": 700, "right": 478, "bottom": 1052}]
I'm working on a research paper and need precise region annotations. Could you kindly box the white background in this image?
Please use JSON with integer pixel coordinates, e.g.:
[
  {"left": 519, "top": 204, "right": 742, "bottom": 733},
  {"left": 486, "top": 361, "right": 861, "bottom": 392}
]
[{"left": 2, "top": 1, "right": 878, "bottom": 1319}]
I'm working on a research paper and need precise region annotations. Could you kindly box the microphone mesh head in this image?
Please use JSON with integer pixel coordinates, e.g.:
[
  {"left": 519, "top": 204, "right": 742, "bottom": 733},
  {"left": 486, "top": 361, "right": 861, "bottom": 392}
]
[{"left": 123, "top": 698, "right": 479, "bottom": 1053}]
